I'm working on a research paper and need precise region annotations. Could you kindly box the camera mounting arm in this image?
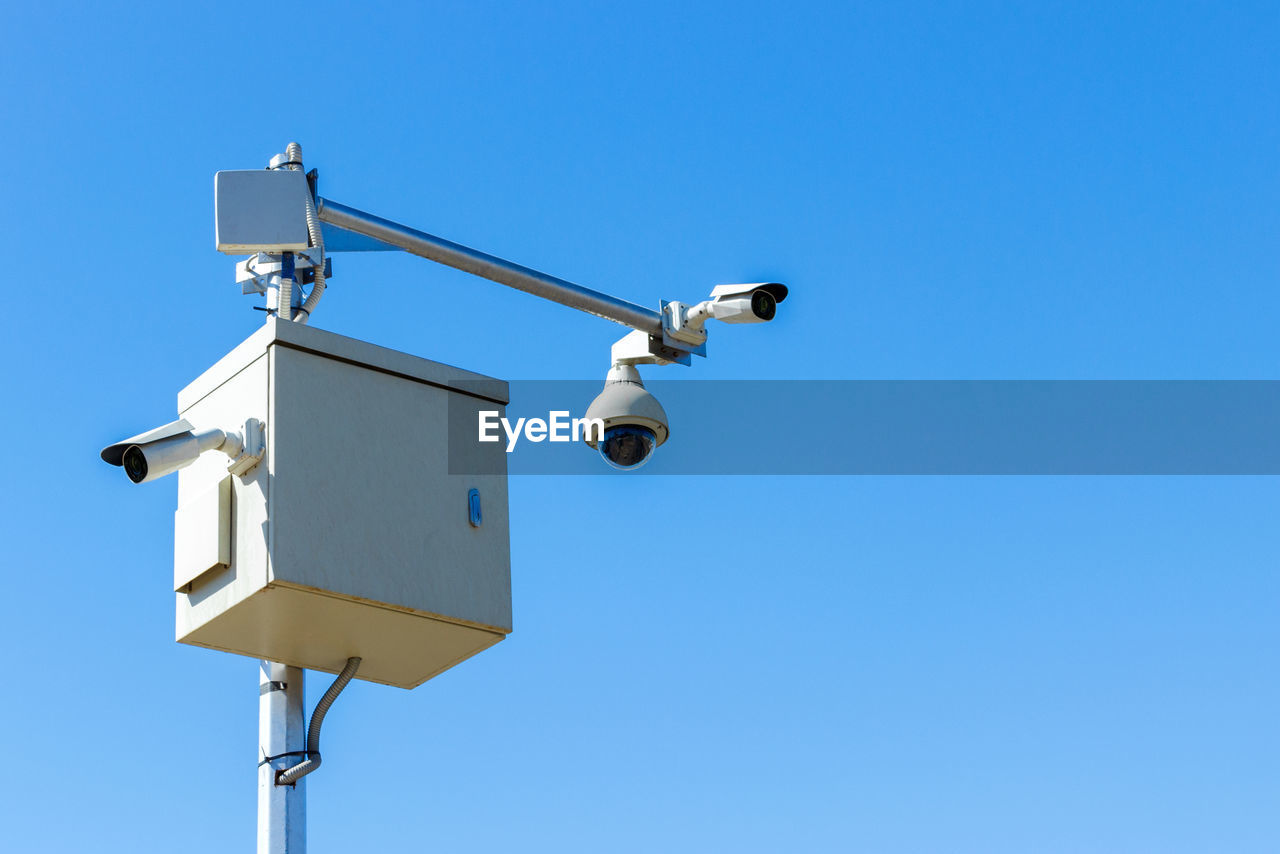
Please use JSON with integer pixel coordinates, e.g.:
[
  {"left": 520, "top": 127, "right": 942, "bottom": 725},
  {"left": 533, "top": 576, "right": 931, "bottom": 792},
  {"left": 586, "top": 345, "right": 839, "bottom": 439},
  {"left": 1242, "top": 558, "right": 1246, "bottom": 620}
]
[
  {"left": 316, "top": 198, "right": 665, "bottom": 336},
  {"left": 318, "top": 199, "right": 789, "bottom": 365},
  {"left": 216, "top": 144, "right": 786, "bottom": 365}
]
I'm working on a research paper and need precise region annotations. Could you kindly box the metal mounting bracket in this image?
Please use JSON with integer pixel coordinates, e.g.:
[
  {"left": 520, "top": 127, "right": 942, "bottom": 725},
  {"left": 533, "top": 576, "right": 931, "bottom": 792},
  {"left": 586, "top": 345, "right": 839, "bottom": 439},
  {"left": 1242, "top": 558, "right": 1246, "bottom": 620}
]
[
  {"left": 237, "top": 250, "right": 330, "bottom": 295},
  {"left": 227, "top": 418, "right": 266, "bottom": 477}
]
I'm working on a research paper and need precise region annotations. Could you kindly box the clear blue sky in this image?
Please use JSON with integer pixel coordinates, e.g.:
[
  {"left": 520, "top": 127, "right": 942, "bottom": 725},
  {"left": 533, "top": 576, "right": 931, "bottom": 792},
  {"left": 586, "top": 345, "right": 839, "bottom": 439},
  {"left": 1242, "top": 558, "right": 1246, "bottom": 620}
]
[{"left": 2, "top": 2, "right": 1277, "bottom": 852}]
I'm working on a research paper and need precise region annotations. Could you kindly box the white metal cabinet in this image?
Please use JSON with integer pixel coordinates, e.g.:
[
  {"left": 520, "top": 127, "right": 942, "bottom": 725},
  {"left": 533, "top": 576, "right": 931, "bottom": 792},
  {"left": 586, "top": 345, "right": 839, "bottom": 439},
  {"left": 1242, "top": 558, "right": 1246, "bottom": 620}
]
[{"left": 172, "top": 319, "right": 511, "bottom": 688}]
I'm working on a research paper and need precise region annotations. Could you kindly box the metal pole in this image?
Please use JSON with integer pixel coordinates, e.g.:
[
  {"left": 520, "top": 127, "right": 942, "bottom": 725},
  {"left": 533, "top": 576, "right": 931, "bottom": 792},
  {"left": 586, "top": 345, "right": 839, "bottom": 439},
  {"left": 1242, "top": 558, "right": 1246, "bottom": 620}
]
[
  {"left": 317, "top": 197, "right": 665, "bottom": 335},
  {"left": 259, "top": 661, "right": 306, "bottom": 854}
]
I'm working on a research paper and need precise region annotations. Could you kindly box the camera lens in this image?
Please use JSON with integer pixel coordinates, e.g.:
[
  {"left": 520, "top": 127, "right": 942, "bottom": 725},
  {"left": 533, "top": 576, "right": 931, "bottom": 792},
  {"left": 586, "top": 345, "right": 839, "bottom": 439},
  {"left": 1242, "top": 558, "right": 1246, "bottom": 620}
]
[
  {"left": 598, "top": 425, "right": 656, "bottom": 470},
  {"left": 122, "top": 445, "right": 148, "bottom": 483},
  {"left": 750, "top": 290, "right": 777, "bottom": 321}
]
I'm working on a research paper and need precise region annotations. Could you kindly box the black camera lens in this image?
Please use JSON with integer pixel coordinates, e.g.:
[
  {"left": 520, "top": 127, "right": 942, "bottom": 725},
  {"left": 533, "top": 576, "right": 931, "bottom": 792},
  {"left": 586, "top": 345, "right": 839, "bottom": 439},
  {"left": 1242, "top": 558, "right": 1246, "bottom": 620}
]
[
  {"left": 598, "top": 425, "right": 656, "bottom": 470},
  {"left": 750, "top": 290, "right": 777, "bottom": 321},
  {"left": 122, "top": 445, "right": 148, "bottom": 483}
]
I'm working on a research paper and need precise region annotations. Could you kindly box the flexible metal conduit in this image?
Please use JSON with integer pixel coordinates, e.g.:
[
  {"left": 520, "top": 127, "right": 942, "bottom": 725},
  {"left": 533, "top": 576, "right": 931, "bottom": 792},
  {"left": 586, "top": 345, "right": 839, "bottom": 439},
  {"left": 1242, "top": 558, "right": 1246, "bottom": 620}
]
[
  {"left": 276, "top": 657, "right": 362, "bottom": 787},
  {"left": 286, "top": 142, "right": 326, "bottom": 324},
  {"left": 316, "top": 197, "right": 664, "bottom": 335},
  {"left": 270, "top": 147, "right": 296, "bottom": 320}
]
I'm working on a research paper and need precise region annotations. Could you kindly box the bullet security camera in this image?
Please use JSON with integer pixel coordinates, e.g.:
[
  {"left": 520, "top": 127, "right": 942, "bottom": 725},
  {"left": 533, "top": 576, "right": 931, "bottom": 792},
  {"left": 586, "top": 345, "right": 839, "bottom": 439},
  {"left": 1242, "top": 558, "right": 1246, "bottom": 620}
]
[
  {"left": 101, "top": 417, "right": 265, "bottom": 483},
  {"left": 583, "top": 365, "right": 669, "bottom": 470},
  {"left": 706, "top": 282, "right": 788, "bottom": 324},
  {"left": 661, "top": 283, "right": 789, "bottom": 348}
]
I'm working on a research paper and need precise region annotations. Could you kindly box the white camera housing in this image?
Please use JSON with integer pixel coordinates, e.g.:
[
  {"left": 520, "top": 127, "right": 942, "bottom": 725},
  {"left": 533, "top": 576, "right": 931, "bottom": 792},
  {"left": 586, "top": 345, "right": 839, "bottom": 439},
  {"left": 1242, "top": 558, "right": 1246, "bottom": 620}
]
[
  {"left": 101, "top": 418, "right": 265, "bottom": 483},
  {"left": 706, "top": 282, "right": 788, "bottom": 324},
  {"left": 583, "top": 365, "right": 669, "bottom": 470},
  {"left": 664, "top": 282, "right": 789, "bottom": 347}
]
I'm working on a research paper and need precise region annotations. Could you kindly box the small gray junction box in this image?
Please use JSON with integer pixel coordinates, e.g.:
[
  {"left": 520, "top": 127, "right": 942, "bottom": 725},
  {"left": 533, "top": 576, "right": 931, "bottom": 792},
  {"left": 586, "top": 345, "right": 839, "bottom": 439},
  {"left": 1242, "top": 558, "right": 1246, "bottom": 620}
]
[{"left": 173, "top": 319, "right": 511, "bottom": 688}]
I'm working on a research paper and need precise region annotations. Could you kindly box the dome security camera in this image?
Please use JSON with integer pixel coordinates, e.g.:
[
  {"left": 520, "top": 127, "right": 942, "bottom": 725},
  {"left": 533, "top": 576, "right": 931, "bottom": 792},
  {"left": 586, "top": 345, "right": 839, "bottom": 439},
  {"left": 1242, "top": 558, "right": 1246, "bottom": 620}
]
[{"left": 583, "top": 365, "right": 669, "bottom": 470}]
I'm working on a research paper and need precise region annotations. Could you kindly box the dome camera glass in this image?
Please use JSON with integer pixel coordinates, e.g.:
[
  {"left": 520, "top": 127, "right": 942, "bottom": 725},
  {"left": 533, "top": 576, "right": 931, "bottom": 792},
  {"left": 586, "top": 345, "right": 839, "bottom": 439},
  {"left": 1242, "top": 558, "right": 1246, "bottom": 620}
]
[
  {"left": 750, "top": 290, "right": 777, "bottom": 321},
  {"left": 598, "top": 425, "right": 657, "bottom": 470},
  {"left": 122, "top": 445, "right": 148, "bottom": 483}
]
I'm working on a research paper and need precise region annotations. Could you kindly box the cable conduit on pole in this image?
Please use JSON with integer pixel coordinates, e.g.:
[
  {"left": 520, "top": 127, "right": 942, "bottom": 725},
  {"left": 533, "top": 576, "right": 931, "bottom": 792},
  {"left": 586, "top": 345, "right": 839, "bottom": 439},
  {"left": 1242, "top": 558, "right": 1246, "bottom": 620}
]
[{"left": 276, "top": 657, "right": 362, "bottom": 787}]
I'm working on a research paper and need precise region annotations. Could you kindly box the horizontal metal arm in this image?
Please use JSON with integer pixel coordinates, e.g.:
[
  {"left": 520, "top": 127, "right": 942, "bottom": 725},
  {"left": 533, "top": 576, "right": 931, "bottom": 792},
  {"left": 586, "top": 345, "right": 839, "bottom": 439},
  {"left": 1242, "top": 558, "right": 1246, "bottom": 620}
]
[{"left": 317, "top": 198, "right": 663, "bottom": 335}]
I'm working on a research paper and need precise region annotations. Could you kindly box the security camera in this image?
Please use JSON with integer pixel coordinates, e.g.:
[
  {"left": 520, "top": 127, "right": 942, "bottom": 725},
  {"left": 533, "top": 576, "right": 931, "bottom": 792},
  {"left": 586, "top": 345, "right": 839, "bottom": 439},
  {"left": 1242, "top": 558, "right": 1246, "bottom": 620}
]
[
  {"left": 706, "top": 282, "right": 788, "bottom": 324},
  {"left": 662, "top": 282, "right": 789, "bottom": 346},
  {"left": 101, "top": 417, "right": 265, "bottom": 483},
  {"left": 585, "top": 279, "right": 788, "bottom": 469},
  {"left": 583, "top": 365, "right": 669, "bottom": 470}
]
